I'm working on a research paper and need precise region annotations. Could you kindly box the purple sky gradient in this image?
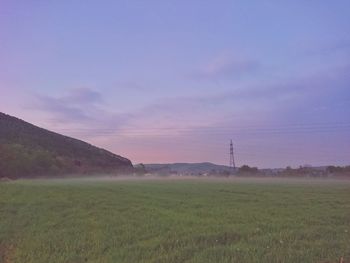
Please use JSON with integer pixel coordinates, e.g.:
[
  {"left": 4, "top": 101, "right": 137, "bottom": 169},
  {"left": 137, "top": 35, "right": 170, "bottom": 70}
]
[{"left": 1, "top": 1, "right": 349, "bottom": 168}]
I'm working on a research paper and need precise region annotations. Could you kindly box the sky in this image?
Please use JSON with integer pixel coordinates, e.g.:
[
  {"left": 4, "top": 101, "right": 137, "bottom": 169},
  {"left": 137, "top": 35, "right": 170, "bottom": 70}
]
[{"left": 1, "top": 1, "right": 350, "bottom": 168}]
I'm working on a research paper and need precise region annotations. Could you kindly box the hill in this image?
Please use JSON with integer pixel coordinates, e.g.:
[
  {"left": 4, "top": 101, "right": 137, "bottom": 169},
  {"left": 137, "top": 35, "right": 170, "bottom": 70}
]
[
  {"left": 0, "top": 112, "right": 133, "bottom": 178},
  {"left": 144, "top": 162, "right": 235, "bottom": 175}
]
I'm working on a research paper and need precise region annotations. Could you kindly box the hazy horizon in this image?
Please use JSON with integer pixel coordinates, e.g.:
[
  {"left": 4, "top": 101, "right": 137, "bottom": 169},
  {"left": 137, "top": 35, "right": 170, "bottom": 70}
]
[{"left": 1, "top": 1, "right": 349, "bottom": 168}]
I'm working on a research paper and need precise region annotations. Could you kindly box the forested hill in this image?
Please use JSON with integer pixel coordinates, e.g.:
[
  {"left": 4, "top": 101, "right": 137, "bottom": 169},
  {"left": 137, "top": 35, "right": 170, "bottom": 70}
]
[{"left": 0, "top": 112, "right": 133, "bottom": 178}]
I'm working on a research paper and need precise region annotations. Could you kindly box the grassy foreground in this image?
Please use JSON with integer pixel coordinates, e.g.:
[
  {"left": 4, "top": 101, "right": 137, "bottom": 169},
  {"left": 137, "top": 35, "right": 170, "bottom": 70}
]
[{"left": 0, "top": 177, "right": 349, "bottom": 263}]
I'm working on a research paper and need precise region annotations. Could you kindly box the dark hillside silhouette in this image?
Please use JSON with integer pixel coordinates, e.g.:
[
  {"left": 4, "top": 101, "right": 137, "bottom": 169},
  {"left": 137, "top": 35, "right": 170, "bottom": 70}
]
[{"left": 0, "top": 112, "right": 133, "bottom": 178}]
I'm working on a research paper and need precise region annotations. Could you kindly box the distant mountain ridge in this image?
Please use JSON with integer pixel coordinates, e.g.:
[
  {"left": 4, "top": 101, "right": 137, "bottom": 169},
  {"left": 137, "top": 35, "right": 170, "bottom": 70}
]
[
  {"left": 0, "top": 112, "right": 133, "bottom": 178},
  {"left": 144, "top": 162, "right": 235, "bottom": 175}
]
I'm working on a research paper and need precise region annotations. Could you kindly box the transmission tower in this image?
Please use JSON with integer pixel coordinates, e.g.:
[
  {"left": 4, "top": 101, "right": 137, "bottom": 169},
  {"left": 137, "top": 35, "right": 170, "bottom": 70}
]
[{"left": 229, "top": 140, "right": 236, "bottom": 169}]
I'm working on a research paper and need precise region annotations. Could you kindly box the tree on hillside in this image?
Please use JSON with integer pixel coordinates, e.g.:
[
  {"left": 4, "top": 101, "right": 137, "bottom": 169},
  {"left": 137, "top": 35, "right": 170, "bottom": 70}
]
[{"left": 238, "top": 165, "right": 258, "bottom": 175}]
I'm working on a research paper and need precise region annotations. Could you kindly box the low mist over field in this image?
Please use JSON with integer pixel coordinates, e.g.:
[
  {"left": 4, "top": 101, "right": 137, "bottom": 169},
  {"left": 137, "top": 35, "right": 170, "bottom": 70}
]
[{"left": 8, "top": 175, "right": 350, "bottom": 187}]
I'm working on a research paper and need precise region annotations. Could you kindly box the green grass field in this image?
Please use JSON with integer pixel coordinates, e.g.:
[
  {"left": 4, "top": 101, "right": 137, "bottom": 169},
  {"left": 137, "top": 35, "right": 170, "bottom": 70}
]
[{"left": 1, "top": 177, "right": 349, "bottom": 263}]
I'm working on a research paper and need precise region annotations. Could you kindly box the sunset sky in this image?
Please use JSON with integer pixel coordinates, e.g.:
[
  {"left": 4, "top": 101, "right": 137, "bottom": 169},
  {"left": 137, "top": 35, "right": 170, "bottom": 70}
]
[{"left": 1, "top": 1, "right": 349, "bottom": 168}]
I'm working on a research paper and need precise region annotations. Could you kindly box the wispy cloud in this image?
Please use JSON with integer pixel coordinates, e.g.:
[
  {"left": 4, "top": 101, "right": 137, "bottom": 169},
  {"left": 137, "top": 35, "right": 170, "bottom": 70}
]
[
  {"left": 30, "top": 88, "right": 131, "bottom": 138},
  {"left": 33, "top": 88, "right": 103, "bottom": 123},
  {"left": 30, "top": 63, "right": 350, "bottom": 139},
  {"left": 62, "top": 88, "right": 104, "bottom": 105},
  {"left": 122, "top": 63, "right": 350, "bottom": 137},
  {"left": 190, "top": 54, "right": 260, "bottom": 80}
]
